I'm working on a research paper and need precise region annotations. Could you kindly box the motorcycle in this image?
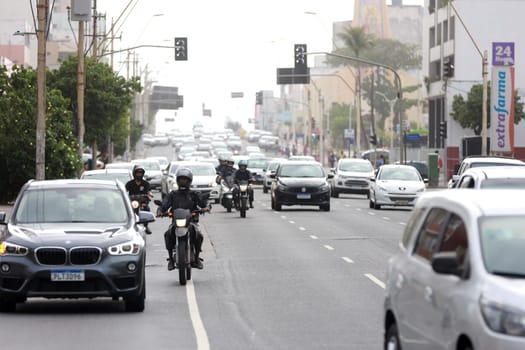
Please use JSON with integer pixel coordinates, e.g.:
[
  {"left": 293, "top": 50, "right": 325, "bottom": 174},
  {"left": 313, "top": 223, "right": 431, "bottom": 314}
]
[
  {"left": 220, "top": 175, "right": 235, "bottom": 213},
  {"left": 236, "top": 180, "right": 250, "bottom": 218},
  {"left": 154, "top": 199, "right": 209, "bottom": 286},
  {"left": 129, "top": 194, "right": 152, "bottom": 234}
]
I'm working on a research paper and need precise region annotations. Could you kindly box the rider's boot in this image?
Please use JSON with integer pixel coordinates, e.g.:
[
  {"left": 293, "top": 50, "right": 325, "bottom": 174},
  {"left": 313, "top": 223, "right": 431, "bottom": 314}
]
[
  {"left": 191, "top": 252, "right": 204, "bottom": 270},
  {"left": 249, "top": 201, "right": 254, "bottom": 208},
  {"left": 167, "top": 250, "right": 175, "bottom": 271}
]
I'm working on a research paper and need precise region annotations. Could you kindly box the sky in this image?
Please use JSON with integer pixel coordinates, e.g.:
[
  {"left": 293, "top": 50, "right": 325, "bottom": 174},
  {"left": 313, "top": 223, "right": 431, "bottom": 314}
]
[{"left": 98, "top": 0, "right": 424, "bottom": 132}]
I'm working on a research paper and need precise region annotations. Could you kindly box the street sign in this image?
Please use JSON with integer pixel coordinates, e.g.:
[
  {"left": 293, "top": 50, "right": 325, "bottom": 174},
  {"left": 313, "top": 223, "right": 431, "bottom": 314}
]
[
  {"left": 276, "top": 67, "right": 310, "bottom": 84},
  {"left": 492, "top": 42, "right": 515, "bottom": 66},
  {"left": 231, "top": 92, "right": 244, "bottom": 98},
  {"left": 405, "top": 133, "right": 421, "bottom": 142},
  {"left": 344, "top": 128, "right": 355, "bottom": 139}
]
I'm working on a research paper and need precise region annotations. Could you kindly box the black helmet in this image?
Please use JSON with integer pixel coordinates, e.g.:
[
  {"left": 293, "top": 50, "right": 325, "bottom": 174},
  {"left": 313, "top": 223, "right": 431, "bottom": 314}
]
[
  {"left": 176, "top": 167, "right": 193, "bottom": 190},
  {"left": 238, "top": 159, "right": 248, "bottom": 169},
  {"left": 133, "top": 165, "right": 145, "bottom": 180}
]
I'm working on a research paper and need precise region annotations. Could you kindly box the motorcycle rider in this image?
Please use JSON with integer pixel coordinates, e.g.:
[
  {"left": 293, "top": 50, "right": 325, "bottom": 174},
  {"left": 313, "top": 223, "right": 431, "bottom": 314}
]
[
  {"left": 126, "top": 165, "right": 153, "bottom": 234},
  {"left": 233, "top": 159, "right": 254, "bottom": 209},
  {"left": 216, "top": 155, "right": 235, "bottom": 178},
  {"left": 159, "top": 168, "right": 208, "bottom": 271}
]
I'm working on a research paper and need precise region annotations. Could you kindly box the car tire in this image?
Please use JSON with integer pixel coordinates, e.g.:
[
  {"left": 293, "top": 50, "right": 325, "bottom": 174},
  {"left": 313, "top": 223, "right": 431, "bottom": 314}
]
[
  {"left": 263, "top": 186, "right": 268, "bottom": 194},
  {"left": 332, "top": 189, "right": 339, "bottom": 198},
  {"left": 373, "top": 196, "right": 381, "bottom": 210},
  {"left": 384, "top": 322, "right": 401, "bottom": 350},
  {"left": 369, "top": 199, "right": 374, "bottom": 209},
  {"left": 320, "top": 204, "right": 330, "bottom": 211},
  {"left": 124, "top": 273, "right": 146, "bottom": 312},
  {"left": 0, "top": 295, "right": 17, "bottom": 313},
  {"left": 275, "top": 201, "right": 282, "bottom": 211}
]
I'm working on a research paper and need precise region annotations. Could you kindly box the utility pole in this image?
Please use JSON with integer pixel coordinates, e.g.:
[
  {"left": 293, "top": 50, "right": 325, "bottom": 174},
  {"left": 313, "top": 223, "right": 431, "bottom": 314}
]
[
  {"left": 481, "top": 50, "right": 488, "bottom": 155},
  {"left": 92, "top": 0, "right": 97, "bottom": 58},
  {"left": 35, "top": 0, "right": 48, "bottom": 180},
  {"left": 77, "top": 20, "right": 85, "bottom": 158}
]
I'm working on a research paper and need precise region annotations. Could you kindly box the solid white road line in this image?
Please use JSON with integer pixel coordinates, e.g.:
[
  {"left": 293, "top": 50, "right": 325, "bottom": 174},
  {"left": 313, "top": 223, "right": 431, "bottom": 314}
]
[
  {"left": 186, "top": 280, "right": 210, "bottom": 350},
  {"left": 323, "top": 245, "right": 334, "bottom": 251},
  {"left": 310, "top": 235, "right": 319, "bottom": 240},
  {"left": 364, "top": 273, "right": 386, "bottom": 289},
  {"left": 342, "top": 257, "right": 354, "bottom": 263}
]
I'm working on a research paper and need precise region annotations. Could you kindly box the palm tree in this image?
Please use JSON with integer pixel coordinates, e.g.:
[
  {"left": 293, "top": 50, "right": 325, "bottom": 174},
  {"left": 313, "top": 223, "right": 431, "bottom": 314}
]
[{"left": 337, "top": 26, "right": 375, "bottom": 154}]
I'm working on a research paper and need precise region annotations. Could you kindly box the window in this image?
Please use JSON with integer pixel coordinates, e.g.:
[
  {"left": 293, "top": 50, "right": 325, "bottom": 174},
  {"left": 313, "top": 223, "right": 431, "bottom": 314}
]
[
  {"left": 414, "top": 208, "right": 449, "bottom": 261},
  {"left": 438, "top": 214, "right": 469, "bottom": 266},
  {"left": 437, "top": 22, "right": 442, "bottom": 45},
  {"left": 443, "top": 20, "right": 449, "bottom": 42},
  {"left": 458, "top": 175, "right": 475, "bottom": 189},
  {"left": 402, "top": 206, "right": 426, "bottom": 248},
  {"left": 450, "top": 16, "right": 455, "bottom": 40},
  {"left": 429, "top": 0, "right": 436, "bottom": 13},
  {"left": 429, "top": 26, "right": 436, "bottom": 48}
]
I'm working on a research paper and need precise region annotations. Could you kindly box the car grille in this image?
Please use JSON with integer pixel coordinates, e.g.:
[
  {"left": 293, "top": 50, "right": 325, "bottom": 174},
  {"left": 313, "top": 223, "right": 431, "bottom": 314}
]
[
  {"left": 36, "top": 247, "right": 67, "bottom": 265},
  {"left": 288, "top": 186, "right": 320, "bottom": 193},
  {"left": 70, "top": 247, "right": 102, "bottom": 265},
  {"left": 343, "top": 179, "right": 368, "bottom": 186},
  {"left": 389, "top": 196, "right": 416, "bottom": 202},
  {"left": 35, "top": 247, "right": 101, "bottom": 265}
]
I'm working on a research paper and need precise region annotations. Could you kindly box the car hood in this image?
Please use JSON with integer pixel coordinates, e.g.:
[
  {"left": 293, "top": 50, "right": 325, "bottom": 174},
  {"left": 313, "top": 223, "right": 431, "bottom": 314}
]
[
  {"left": 483, "top": 274, "right": 525, "bottom": 308},
  {"left": 7, "top": 223, "right": 129, "bottom": 245},
  {"left": 278, "top": 177, "right": 327, "bottom": 187},
  {"left": 337, "top": 170, "right": 373, "bottom": 178},
  {"left": 192, "top": 175, "right": 217, "bottom": 185},
  {"left": 375, "top": 180, "right": 425, "bottom": 192}
]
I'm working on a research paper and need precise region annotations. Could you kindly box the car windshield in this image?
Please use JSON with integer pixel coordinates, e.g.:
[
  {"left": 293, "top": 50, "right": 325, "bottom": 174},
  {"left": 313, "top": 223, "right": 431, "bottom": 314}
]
[
  {"left": 186, "top": 165, "right": 216, "bottom": 176},
  {"left": 379, "top": 167, "right": 420, "bottom": 181},
  {"left": 140, "top": 161, "right": 160, "bottom": 171},
  {"left": 13, "top": 187, "right": 129, "bottom": 224},
  {"left": 82, "top": 173, "right": 131, "bottom": 183},
  {"left": 248, "top": 159, "right": 268, "bottom": 169},
  {"left": 480, "top": 216, "right": 525, "bottom": 276},
  {"left": 339, "top": 162, "right": 373, "bottom": 172},
  {"left": 279, "top": 164, "right": 324, "bottom": 178},
  {"left": 268, "top": 162, "right": 282, "bottom": 171}
]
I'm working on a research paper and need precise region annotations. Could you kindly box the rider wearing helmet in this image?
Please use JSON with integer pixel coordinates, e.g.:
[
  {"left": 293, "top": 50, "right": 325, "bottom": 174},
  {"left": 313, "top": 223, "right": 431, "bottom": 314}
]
[
  {"left": 126, "top": 165, "right": 153, "bottom": 234},
  {"left": 159, "top": 168, "right": 208, "bottom": 270},
  {"left": 216, "top": 155, "right": 235, "bottom": 178},
  {"left": 233, "top": 159, "right": 255, "bottom": 209}
]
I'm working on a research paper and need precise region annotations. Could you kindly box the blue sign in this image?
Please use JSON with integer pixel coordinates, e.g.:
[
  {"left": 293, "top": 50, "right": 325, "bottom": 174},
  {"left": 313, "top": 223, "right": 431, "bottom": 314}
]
[
  {"left": 492, "top": 42, "right": 515, "bottom": 66},
  {"left": 405, "top": 133, "right": 421, "bottom": 142}
]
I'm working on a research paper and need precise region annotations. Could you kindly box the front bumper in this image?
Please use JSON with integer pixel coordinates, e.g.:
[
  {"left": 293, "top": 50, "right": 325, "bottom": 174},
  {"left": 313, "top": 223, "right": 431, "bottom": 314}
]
[
  {"left": 274, "top": 188, "right": 330, "bottom": 207},
  {"left": 334, "top": 177, "right": 370, "bottom": 194},
  {"left": 374, "top": 190, "right": 419, "bottom": 206}
]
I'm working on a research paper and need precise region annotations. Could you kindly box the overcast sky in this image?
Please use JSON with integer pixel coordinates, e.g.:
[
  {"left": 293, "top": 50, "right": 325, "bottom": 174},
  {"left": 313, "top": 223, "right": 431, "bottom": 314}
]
[{"left": 98, "top": 0, "right": 424, "bottom": 132}]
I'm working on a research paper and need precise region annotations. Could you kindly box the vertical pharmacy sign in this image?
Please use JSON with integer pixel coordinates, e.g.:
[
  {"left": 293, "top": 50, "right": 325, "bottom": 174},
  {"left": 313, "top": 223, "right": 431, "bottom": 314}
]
[{"left": 490, "top": 42, "right": 515, "bottom": 153}]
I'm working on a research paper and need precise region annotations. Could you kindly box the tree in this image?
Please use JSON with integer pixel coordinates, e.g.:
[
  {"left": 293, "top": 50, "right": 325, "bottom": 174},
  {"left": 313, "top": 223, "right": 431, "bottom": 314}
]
[
  {"left": 451, "top": 83, "right": 525, "bottom": 135},
  {"left": 329, "top": 103, "right": 355, "bottom": 151},
  {"left": 0, "top": 65, "right": 81, "bottom": 202},
  {"left": 48, "top": 56, "right": 141, "bottom": 158}
]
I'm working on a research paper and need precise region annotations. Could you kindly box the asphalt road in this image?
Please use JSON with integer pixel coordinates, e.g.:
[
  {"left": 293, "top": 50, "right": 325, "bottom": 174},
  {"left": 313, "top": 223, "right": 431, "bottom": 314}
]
[{"left": 1, "top": 188, "right": 412, "bottom": 350}]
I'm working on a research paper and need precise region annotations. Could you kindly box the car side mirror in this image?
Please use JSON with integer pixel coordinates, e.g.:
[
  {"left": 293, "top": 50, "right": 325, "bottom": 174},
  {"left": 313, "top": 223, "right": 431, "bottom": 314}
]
[
  {"left": 370, "top": 177, "right": 376, "bottom": 182},
  {"left": 270, "top": 174, "right": 276, "bottom": 179},
  {"left": 327, "top": 173, "right": 334, "bottom": 179},
  {"left": 431, "top": 252, "right": 462, "bottom": 277}
]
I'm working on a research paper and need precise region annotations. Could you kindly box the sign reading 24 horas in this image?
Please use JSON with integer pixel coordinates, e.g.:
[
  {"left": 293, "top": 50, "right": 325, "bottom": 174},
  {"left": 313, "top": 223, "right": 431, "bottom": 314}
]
[{"left": 492, "top": 42, "right": 514, "bottom": 66}]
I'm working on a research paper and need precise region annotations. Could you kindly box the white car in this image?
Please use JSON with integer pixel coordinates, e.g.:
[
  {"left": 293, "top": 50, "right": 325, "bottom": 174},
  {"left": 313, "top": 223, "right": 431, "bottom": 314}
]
[
  {"left": 331, "top": 158, "right": 374, "bottom": 198},
  {"left": 174, "top": 161, "right": 221, "bottom": 203},
  {"left": 369, "top": 164, "right": 425, "bottom": 209},
  {"left": 384, "top": 189, "right": 525, "bottom": 350},
  {"left": 131, "top": 159, "right": 162, "bottom": 190},
  {"left": 448, "top": 156, "right": 525, "bottom": 188},
  {"left": 454, "top": 166, "right": 525, "bottom": 189}
]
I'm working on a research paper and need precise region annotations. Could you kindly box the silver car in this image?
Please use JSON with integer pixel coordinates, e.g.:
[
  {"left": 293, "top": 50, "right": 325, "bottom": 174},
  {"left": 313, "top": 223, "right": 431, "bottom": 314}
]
[
  {"left": 331, "top": 158, "right": 374, "bottom": 198},
  {"left": 384, "top": 189, "right": 525, "bottom": 350}
]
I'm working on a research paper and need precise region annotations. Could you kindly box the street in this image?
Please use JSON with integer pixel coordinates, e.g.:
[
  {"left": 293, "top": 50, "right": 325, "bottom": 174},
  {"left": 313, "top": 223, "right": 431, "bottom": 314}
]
[{"left": 0, "top": 188, "right": 412, "bottom": 350}]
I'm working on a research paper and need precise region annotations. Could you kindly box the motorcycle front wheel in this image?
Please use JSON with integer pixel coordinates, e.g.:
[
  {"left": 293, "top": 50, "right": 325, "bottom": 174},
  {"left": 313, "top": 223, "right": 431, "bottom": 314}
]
[
  {"left": 177, "top": 237, "right": 188, "bottom": 286},
  {"left": 240, "top": 197, "right": 247, "bottom": 218}
]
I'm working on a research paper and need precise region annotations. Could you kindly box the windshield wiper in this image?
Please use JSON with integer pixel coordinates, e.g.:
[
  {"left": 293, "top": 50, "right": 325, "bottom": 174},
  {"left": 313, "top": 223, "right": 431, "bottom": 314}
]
[{"left": 491, "top": 270, "right": 525, "bottom": 278}]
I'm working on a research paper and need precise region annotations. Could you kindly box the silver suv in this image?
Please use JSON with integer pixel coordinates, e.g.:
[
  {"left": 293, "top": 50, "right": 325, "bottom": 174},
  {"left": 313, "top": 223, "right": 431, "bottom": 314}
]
[{"left": 448, "top": 156, "right": 525, "bottom": 188}]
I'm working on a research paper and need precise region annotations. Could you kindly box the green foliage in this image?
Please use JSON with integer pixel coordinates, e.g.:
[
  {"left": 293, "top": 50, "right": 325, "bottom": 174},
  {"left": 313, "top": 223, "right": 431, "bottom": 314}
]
[
  {"left": 0, "top": 65, "right": 81, "bottom": 202},
  {"left": 48, "top": 56, "right": 141, "bottom": 154},
  {"left": 329, "top": 103, "right": 355, "bottom": 150},
  {"left": 451, "top": 83, "right": 525, "bottom": 135}
]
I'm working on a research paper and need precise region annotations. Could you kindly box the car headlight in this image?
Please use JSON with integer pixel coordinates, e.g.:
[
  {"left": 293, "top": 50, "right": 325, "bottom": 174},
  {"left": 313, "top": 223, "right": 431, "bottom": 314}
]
[
  {"left": 208, "top": 182, "right": 216, "bottom": 188},
  {"left": 480, "top": 296, "right": 525, "bottom": 336},
  {"left": 171, "top": 183, "right": 179, "bottom": 190},
  {"left": 0, "top": 241, "right": 29, "bottom": 256},
  {"left": 277, "top": 184, "right": 287, "bottom": 192},
  {"left": 377, "top": 185, "right": 388, "bottom": 192},
  {"left": 416, "top": 186, "right": 426, "bottom": 192},
  {"left": 108, "top": 241, "right": 142, "bottom": 255},
  {"left": 320, "top": 184, "right": 330, "bottom": 191}
]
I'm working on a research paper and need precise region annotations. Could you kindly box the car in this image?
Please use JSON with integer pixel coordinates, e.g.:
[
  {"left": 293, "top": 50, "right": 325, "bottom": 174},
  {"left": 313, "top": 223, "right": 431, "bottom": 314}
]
[
  {"left": 270, "top": 161, "right": 333, "bottom": 211},
  {"left": 330, "top": 158, "right": 375, "bottom": 198},
  {"left": 288, "top": 155, "right": 315, "bottom": 161},
  {"left": 105, "top": 162, "right": 135, "bottom": 173},
  {"left": 454, "top": 166, "right": 525, "bottom": 189},
  {"left": 369, "top": 164, "right": 426, "bottom": 210},
  {"left": 247, "top": 158, "right": 270, "bottom": 184},
  {"left": 146, "top": 156, "right": 169, "bottom": 169},
  {"left": 174, "top": 161, "right": 221, "bottom": 203},
  {"left": 384, "top": 189, "right": 525, "bottom": 350},
  {"left": 448, "top": 156, "right": 525, "bottom": 188},
  {"left": 80, "top": 168, "right": 133, "bottom": 183},
  {"left": 226, "top": 136, "right": 242, "bottom": 151},
  {"left": 160, "top": 160, "right": 181, "bottom": 198},
  {"left": 404, "top": 160, "right": 429, "bottom": 181},
  {"left": 0, "top": 179, "right": 155, "bottom": 312},
  {"left": 262, "top": 159, "right": 287, "bottom": 193},
  {"left": 131, "top": 159, "right": 162, "bottom": 190}
]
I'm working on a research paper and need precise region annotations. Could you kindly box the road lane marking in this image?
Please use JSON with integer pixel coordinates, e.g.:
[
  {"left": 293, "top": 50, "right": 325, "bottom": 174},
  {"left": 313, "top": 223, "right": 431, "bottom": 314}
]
[
  {"left": 368, "top": 212, "right": 376, "bottom": 216},
  {"left": 382, "top": 217, "right": 390, "bottom": 221},
  {"left": 344, "top": 204, "right": 350, "bottom": 207},
  {"left": 299, "top": 227, "right": 306, "bottom": 231},
  {"left": 323, "top": 245, "right": 334, "bottom": 250},
  {"left": 356, "top": 208, "right": 362, "bottom": 212},
  {"left": 342, "top": 257, "right": 354, "bottom": 263},
  {"left": 186, "top": 280, "right": 210, "bottom": 350},
  {"left": 280, "top": 216, "right": 286, "bottom": 219},
  {"left": 399, "top": 222, "right": 407, "bottom": 226},
  {"left": 364, "top": 273, "right": 386, "bottom": 289},
  {"left": 289, "top": 220, "right": 295, "bottom": 224},
  {"left": 310, "top": 235, "right": 319, "bottom": 240}
]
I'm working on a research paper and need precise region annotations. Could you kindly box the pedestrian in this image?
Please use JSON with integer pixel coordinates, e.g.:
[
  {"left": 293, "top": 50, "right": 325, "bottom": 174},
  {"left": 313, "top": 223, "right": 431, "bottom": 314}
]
[
  {"left": 292, "top": 144, "right": 297, "bottom": 156},
  {"left": 376, "top": 154, "right": 385, "bottom": 169},
  {"left": 329, "top": 151, "right": 336, "bottom": 168},
  {"left": 435, "top": 150, "right": 443, "bottom": 169}
]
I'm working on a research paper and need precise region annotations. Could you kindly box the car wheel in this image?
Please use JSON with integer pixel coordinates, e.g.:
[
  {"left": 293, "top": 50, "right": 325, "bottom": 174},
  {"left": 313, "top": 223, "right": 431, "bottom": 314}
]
[
  {"left": 215, "top": 198, "right": 220, "bottom": 204},
  {"left": 384, "top": 322, "right": 401, "bottom": 350},
  {"left": 125, "top": 274, "right": 146, "bottom": 312},
  {"left": 0, "top": 294, "right": 17, "bottom": 313},
  {"left": 374, "top": 196, "right": 381, "bottom": 210},
  {"left": 275, "top": 201, "right": 282, "bottom": 211},
  {"left": 320, "top": 204, "right": 330, "bottom": 211},
  {"left": 263, "top": 186, "right": 268, "bottom": 194},
  {"left": 369, "top": 199, "right": 374, "bottom": 209},
  {"left": 332, "top": 189, "right": 339, "bottom": 198}
]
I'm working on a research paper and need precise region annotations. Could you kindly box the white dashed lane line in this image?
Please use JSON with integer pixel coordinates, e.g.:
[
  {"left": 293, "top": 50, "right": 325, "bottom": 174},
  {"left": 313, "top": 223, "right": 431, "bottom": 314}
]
[
  {"left": 364, "top": 273, "right": 386, "bottom": 289},
  {"left": 299, "top": 227, "right": 306, "bottom": 231},
  {"left": 342, "top": 257, "right": 354, "bottom": 263},
  {"left": 323, "top": 245, "right": 334, "bottom": 251},
  {"left": 289, "top": 220, "right": 295, "bottom": 224},
  {"left": 382, "top": 217, "right": 390, "bottom": 221},
  {"left": 310, "top": 235, "right": 319, "bottom": 240}
]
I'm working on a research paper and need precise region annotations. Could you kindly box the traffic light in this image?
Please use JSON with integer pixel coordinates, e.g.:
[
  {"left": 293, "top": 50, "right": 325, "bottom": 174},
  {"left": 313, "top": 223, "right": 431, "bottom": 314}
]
[
  {"left": 294, "top": 44, "right": 307, "bottom": 73},
  {"left": 439, "top": 121, "right": 447, "bottom": 139},
  {"left": 311, "top": 117, "right": 315, "bottom": 129},
  {"left": 370, "top": 134, "right": 377, "bottom": 145},
  {"left": 174, "top": 37, "right": 188, "bottom": 61},
  {"left": 255, "top": 91, "right": 263, "bottom": 105},
  {"left": 443, "top": 56, "right": 454, "bottom": 78}
]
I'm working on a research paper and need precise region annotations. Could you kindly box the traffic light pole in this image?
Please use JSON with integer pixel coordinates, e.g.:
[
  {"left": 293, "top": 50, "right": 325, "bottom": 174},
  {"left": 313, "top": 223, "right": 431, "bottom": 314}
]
[{"left": 307, "top": 52, "right": 404, "bottom": 163}]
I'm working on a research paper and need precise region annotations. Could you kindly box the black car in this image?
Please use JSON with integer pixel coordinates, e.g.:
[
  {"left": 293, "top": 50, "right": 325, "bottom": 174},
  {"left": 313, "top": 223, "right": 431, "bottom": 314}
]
[
  {"left": 270, "top": 161, "right": 333, "bottom": 211},
  {"left": 0, "top": 179, "right": 155, "bottom": 312}
]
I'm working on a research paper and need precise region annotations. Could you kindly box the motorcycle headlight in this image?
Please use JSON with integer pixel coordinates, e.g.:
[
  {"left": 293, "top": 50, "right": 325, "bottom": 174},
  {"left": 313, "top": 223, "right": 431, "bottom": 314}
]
[
  {"left": 240, "top": 184, "right": 248, "bottom": 191},
  {"left": 175, "top": 219, "right": 187, "bottom": 227},
  {"left": 480, "top": 296, "right": 525, "bottom": 336},
  {"left": 171, "top": 183, "right": 179, "bottom": 190},
  {"left": 0, "top": 241, "right": 29, "bottom": 256},
  {"left": 108, "top": 241, "right": 141, "bottom": 255},
  {"left": 131, "top": 200, "right": 140, "bottom": 209}
]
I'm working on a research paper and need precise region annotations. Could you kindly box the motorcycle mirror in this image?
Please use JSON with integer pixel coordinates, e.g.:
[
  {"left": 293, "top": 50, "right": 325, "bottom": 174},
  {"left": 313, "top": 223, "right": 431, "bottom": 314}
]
[{"left": 153, "top": 199, "right": 163, "bottom": 206}]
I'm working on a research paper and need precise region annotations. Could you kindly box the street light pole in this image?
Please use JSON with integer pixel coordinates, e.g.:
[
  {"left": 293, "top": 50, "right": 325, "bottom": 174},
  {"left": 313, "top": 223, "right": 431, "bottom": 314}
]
[{"left": 35, "top": 0, "right": 48, "bottom": 180}]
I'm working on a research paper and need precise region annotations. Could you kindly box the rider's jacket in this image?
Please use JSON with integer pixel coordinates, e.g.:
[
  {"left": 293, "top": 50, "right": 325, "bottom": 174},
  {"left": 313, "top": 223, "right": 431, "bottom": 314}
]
[
  {"left": 233, "top": 168, "right": 253, "bottom": 183},
  {"left": 160, "top": 189, "right": 206, "bottom": 214},
  {"left": 125, "top": 179, "right": 151, "bottom": 195},
  {"left": 216, "top": 165, "right": 235, "bottom": 178}
]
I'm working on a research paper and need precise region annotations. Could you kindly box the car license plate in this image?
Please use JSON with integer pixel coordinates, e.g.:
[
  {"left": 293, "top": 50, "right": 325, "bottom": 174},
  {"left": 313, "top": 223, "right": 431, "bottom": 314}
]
[
  {"left": 51, "top": 270, "right": 85, "bottom": 282},
  {"left": 396, "top": 200, "right": 409, "bottom": 206},
  {"left": 297, "top": 194, "right": 311, "bottom": 199}
]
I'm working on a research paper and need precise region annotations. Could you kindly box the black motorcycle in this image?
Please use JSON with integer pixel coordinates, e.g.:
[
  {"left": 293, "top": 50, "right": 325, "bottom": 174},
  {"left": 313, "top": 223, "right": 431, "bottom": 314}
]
[
  {"left": 236, "top": 180, "right": 250, "bottom": 218},
  {"left": 154, "top": 200, "right": 209, "bottom": 286},
  {"left": 220, "top": 175, "right": 235, "bottom": 213}
]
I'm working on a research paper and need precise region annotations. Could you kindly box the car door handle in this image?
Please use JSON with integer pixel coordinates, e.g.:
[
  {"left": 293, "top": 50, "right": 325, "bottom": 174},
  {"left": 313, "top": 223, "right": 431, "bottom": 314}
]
[{"left": 424, "top": 286, "right": 433, "bottom": 302}]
